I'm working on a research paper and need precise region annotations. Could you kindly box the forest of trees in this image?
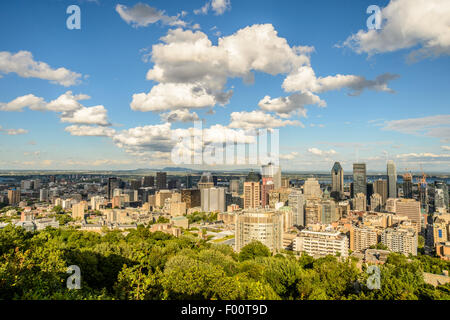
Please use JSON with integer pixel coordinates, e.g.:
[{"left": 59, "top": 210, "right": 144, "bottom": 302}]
[{"left": 0, "top": 224, "right": 449, "bottom": 300}]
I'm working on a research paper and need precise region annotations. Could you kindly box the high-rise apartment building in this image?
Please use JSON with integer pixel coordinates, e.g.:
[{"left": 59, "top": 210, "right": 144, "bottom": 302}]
[
  {"left": 243, "top": 171, "right": 261, "bottom": 209},
  {"left": 156, "top": 172, "right": 167, "bottom": 190},
  {"left": 235, "top": 209, "right": 283, "bottom": 253},
  {"left": 7, "top": 188, "right": 20, "bottom": 206},
  {"left": 331, "top": 162, "right": 344, "bottom": 200},
  {"left": 387, "top": 160, "right": 397, "bottom": 199},
  {"left": 381, "top": 227, "right": 417, "bottom": 256},
  {"left": 72, "top": 201, "right": 87, "bottom": 220},
  {"left": 352, "top": 163, "right": 367, "bottom": 197},
  {"left": 39, "top": 188, "right": 49, "bottom": 202},
  {"left": 244, "top": 181, "right": 261, "bottom": 209},
  {"left": 350, "top": 226, "right": 378, "bottom": 252}
]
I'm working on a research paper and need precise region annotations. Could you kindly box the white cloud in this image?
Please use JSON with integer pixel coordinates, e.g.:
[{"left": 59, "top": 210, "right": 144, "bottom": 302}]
[
  {"left": 60, "top": 105, "right": 110, "bottom": 126},
  {"left": 283, "top": 66, "right": 399, "bottom": 96},
  {"left": 194, "top": 0, "right": 231, "bottom": 16},
  {"left": 395, "top": 152, "right": 450, "bottom": 162},
  {"left": 382, "top": 115, "right": 450, "bottom": 142},
  {"left": 0, "top": 91, "right": 111, "bottom": 126},
  {"left": 65, "top": 125, "right": 116, "bottom": 137},
  {"left": 160, "top": 109, "right": 199, "bottom": 123},
  {"left": 116, "top": 3, "right": 186, "bottom": 28},
  {"left": 135, "top": 24, "right": 311, "bottom": 112},
  {"left": 339, "top": 0, "right": 450, "bottom": 61},
  {"left": 0, "top": 51, "right": 82, "bottom": 86},
  {"left": 279, "top": 152, "right": 299, "bottom": 160},
  {"left": 211, "top": 0, "right": 231, "bottom": 15},
  {"left": 441, "top": 146, "right": 450, "bottom": 151},
  {"left": 113, "top": 123, "right": 175, "bottom": 153},
  {"left": 0, "top": 94, "right": 46, "bottom": 111},
  {"left": 228, "top": 110, "right": 303, "bottom": 129},
  {"left": 258, "top": 92, "right": 325, "bottom": 117},
  {"left": 131, "top": 83, "right": 219, "bottom": 112},
  {"left": 0, "top": 127, "right": 28, "bottom": 135},
  {"left": 308, "top": 147, "right": 337, "bottom": 156}
]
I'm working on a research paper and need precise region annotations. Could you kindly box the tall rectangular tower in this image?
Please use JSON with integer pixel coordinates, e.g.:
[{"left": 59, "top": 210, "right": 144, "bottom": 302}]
[{"left": 352, "top": 163, "right": 367, "bottom": 197}]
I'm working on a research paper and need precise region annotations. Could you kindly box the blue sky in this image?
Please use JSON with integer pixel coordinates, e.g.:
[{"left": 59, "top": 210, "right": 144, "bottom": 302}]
[{"left": 0, "top": 0, "right": 449, "bottom": 172}]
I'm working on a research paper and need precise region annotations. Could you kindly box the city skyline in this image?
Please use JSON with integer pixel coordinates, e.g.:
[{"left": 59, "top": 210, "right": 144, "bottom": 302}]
[{"left": 0, "top": 0, "right": 449, "bottom": 172}]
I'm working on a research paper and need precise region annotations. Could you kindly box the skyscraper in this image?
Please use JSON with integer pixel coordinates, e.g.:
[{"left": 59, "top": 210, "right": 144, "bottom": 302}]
[
  {"left": 261, "top": 177, "right": 274, "bottom": 207},
  {"left": 244, "top": 171, "right": 261, "bottom": 209},
  {"left": 403, "top": 173, "right": 413, "bottom": 199},
  {"left": 387, "top": 160, "right": 397, "bottom": 199},
  {"left": 303, "top": 178, "right": 321, "bottom": 199},
  {"left": 156, "top": 172, "right": 167, "bottom": 190},
  {"left": 142, "top": 176, "right": 155, "bottom": 188},
  {"left": 370, "top": 193, "right": 383, "bottom": 212},
  {"left": 352, "top": 163, "right": 367, "bottom": 197},
  {"left": 107, "top": 177, "right": 120, "bottom": 200},
  {"left": 331, "top": 162, "right": 344, "bottom": 200},
  {"left": 374, "top": 179, "right": 388, "bottom": 205},
  {"left": 288, "top": 190, "right": 305, "bottom": 226},
  {"left": 201, "top": 187, "right": 226, "bottom": 212},
  {"left": 434, "top": 181, "right": 449, "bottom": 211},
  {"left": 7, "top": 188, "right": 21, "bottom": 206},
  {"left": 197, "top": 172, "right": 215, "bottom": 190},
  {"left": 261, "top": 162, "right": 281, "bottom": 190}
]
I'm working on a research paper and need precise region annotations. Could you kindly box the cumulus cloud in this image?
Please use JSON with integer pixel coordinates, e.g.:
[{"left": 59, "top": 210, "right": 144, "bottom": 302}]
[
  {"left": 308, "top": 147, "right": 337, "bottom": 156},
  {"left": 0, "top": 91, "right": 111, "bottom": 126},
  {"left": 116, "top": 3, "right": 186, "bottom": 28},
  {"left": 441, "top": 146, "right": 450, "bottom": 151},
  {"left": 131, "top": 83, "right": 218, "bottom": 112},
  {"left": 194, "top": 0, "right": 231, "bottom": 15},
  {"left": 113, "top": 123, "right": 175, "bottom": 153},
  {"left": 65, "top": 125, "right": 116, "bottom": 137},
  {"left": 258, "top": 92, "right": 325, "bottom": 117},
  {"left": 134, "top": 24, "right": 311, "bottom": 112},
  {"left": 0, "top": 51, "right": 82, "bottom": 86},
  {"left": 382, "top": 115, "right": 450, "bottom": 142},
  {"left": 60, "top": 105, "right": 110, "bottom": 126},
  {"left": 339, "top": 0, "right": 450, "bottom": 61},
  {"left": 228, "top": 110, "right": 303, "bottom": 129},
  {"left": 283, "top": 66, "right": 399, "bottom": 96},
  {"left": 109, "top": 122, "right": 258, "bottom": 165},
  {"left": 0, "top": 94, "right": 46, "bottom": 111},
  {"left": 160, "top": 109, "right": 199, "bottom": 123}
]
